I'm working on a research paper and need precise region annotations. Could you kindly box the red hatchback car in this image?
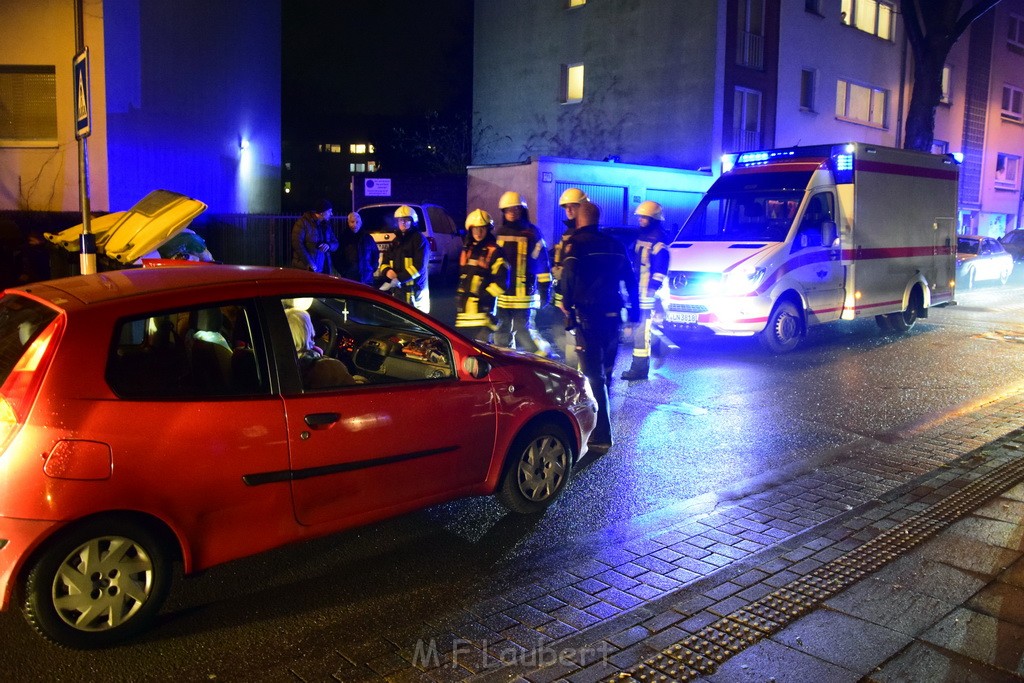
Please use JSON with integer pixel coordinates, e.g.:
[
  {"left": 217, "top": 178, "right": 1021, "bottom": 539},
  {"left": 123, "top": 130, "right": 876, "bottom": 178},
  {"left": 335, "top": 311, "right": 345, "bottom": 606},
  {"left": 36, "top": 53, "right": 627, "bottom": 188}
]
[{"left": 0, "top": 266, "right": 596, "bottom": 647}]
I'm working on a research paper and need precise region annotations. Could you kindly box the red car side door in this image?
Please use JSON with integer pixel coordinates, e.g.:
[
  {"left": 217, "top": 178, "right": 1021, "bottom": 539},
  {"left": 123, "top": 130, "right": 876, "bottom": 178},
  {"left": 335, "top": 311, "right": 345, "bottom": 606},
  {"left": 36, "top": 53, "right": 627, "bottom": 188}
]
[{"left": 283, "top": 379, "right": 497, "bottom": 527}]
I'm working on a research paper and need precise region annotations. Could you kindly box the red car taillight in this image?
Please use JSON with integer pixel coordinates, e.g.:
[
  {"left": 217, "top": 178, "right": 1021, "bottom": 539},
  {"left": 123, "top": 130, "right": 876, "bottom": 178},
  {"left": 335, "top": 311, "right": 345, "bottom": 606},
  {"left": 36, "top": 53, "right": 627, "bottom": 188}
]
[{"left": 0, "top": 317, "right": 64, "bottom": 452}]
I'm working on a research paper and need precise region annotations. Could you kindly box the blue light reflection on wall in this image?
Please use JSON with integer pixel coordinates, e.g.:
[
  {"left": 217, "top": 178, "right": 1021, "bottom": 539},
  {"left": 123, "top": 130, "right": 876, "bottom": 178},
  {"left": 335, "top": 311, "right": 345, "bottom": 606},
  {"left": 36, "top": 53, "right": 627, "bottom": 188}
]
[{"left": 103, "top": 0, "right": 281, "bottom": 214}]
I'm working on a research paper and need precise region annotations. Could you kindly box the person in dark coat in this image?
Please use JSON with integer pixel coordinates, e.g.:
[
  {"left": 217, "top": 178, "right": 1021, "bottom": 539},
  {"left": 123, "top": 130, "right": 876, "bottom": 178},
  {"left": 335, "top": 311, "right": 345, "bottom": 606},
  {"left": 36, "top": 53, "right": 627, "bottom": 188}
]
[
  {"left": 335, "top": 212, "right": 380, "bottom": 285},
  {"left": 559, "top": 201, "right": 640, "bottom": 449},
  {"left": 291, "top": 199, "right": 339, "bottom": 274}
]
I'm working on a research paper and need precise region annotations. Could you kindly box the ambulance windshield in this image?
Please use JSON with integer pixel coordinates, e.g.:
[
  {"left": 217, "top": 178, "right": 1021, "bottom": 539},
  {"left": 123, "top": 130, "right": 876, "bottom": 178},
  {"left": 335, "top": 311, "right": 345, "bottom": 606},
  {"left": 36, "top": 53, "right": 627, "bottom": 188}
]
[
  {"left": 672, "top": 169, "right": 813, "bottom": 243},
  {"left": 673, "top": 191, "right": 805, "bottom": 242}
]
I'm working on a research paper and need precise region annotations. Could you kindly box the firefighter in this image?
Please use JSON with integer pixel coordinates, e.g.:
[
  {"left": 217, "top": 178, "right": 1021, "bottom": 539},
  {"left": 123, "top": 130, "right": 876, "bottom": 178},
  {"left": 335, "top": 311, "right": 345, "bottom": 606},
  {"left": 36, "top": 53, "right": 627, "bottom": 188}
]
[
  {"left": 548, "top": 187, "right": 589, "bottom": 365},
  {"left": 559, "top": 201, "right": 639, "bottom": 449},
  {"left": 376, "top": 205, "right": 431, "bottom": 312},
  {"left": 455, "top": 209, "right": 509, "bottom": 342},
  {"left": 493, "top": 191, "right": 552, "bottom": 355},
  {"left": 621, "top": 201, "right": 670, "bottom": 380}
]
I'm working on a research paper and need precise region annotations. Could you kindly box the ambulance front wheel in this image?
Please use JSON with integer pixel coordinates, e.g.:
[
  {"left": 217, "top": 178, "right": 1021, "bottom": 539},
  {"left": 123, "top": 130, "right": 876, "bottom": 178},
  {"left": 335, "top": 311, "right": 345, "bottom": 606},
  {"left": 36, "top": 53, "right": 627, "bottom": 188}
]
[{"left": 759, "top": 300, "right": 803, "bottom": 353}]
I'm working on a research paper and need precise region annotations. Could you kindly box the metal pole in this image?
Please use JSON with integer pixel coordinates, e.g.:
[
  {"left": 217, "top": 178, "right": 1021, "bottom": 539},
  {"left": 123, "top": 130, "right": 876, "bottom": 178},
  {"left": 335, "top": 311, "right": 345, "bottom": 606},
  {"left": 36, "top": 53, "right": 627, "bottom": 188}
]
[{"left": 74, "top": 0, "right": 95, "bottom": 274}]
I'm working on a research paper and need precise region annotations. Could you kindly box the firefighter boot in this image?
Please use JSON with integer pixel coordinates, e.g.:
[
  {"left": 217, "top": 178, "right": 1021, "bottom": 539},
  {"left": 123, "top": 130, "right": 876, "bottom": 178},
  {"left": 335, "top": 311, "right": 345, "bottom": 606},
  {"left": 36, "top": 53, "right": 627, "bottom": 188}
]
[{"left": 620, "top": 356, "right": 649, "bottom": 381}]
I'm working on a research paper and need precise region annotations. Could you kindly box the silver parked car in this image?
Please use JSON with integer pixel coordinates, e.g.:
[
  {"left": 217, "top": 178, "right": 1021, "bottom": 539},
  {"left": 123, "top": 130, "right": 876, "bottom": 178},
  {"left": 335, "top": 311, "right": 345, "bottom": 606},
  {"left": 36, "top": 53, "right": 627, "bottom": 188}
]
[{"left": 956, "top": 235, "right": 1013, "bottom": 288}]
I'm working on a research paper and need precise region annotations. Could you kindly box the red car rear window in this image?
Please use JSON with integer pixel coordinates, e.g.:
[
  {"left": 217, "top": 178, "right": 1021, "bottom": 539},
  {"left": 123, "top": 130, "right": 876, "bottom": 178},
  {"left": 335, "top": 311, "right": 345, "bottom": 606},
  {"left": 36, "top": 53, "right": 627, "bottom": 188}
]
[{"left": 0, "top": 294, "right": 59, "bottom": 387}]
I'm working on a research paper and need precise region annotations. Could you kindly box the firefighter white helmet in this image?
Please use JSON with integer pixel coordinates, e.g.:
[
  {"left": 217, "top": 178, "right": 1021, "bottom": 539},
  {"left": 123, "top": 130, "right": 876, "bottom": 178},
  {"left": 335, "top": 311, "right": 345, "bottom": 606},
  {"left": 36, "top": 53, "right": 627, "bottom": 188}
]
[
  {"left": 394, "top": 205, "right": 419, "bottom": 224},
  {"left": 635, "top": 200, "right": 664, "bottom": 222},
  {"left": 498, "top": 191, "right": 528, "bottom": 210},
  {"left": 558, "top": 188, "right": 588, "bottom": 206},
  {"left": 465, "top": 209, "right": 494, "bottom": 229}
]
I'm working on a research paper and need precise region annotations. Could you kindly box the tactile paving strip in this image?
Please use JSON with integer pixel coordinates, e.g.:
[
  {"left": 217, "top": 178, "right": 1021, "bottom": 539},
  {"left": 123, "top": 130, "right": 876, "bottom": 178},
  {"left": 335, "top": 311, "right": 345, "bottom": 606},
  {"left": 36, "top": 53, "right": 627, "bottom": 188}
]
[{"left": 606, "top": 444, "right": 1024, "bottom": 682}]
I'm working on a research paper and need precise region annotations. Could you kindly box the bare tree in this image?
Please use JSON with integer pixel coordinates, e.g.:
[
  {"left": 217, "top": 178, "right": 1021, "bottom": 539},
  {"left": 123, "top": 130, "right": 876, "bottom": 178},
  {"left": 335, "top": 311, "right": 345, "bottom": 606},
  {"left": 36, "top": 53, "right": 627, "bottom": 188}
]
[{"left": 901, "top": 0, "right": 1003, "bottom": 151}]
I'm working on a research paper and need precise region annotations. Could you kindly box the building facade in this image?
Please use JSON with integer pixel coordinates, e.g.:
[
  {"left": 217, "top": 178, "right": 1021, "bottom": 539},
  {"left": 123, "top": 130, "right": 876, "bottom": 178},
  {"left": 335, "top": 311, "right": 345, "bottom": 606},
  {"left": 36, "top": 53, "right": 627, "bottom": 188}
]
[{"left": 472, "top": 0, "right": 1024, "bottom": 234}]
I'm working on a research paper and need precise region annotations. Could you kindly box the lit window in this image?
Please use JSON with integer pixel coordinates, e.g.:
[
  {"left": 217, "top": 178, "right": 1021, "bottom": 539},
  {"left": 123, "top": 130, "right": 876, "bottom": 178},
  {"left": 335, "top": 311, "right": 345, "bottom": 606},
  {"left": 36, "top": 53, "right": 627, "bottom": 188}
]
[
  {"left": 367, "top": 161, "right": 377, "bottom": 172},
  {"left": 836, "top": 78, "right": 887, "bottom": 127},
  {"left": 841, "top": 0, "right": 894, "bottom": 40},
  {"left": 940, "top": 65, "right": 952, "bottom": 104},
  {"left": 350, "top": 143, "right": 366, "bottom": 154},
  {"left": 368, "top": 144, "right": 375, "bottom": 153},
  {"left": 996, "top": 153, "right": 1020, "bottom": 189},
  {"left": 800, "top": 69, "right": 817, "bottom": 111},
  {"left": 568, "top": 0, "right": 586, "bottom": 7},
  {"left": 1009, "top": 14, "right": 1024, "bottom": 55},
  {"left": 0, "top": 65, "right": 57, "bottom": 144},
  {"left": 561, "top": 63, "right": 584, "bottom": 104},
  {"left": 1002, "top": 84, "right": 1023, "bottom": 121},
  {"left": 931, "top": 139, "right": 949, "bottom": 155}
]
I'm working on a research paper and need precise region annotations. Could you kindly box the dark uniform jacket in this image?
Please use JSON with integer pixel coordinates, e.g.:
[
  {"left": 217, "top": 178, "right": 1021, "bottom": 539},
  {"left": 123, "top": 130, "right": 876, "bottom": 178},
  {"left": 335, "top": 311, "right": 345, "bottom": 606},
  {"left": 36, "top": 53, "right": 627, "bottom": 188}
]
[
  {"left": 561, "top": 224, "right": 640, "bottom": 324},
  {"left": 494, "top": 219, "right": 551, "bottom": 310},
  {"left": 377, "top": 228, "right": 430, "bottom": 294},
  {"left": 631, "top": 224, "right": 670, "bottom": 311},
  {"left": 336, "top": 229, "right": 380, "bottom": 286},
  {"left": 551, "top": 218, "right": 576, "bottom": 307},
  {"left": 455, "top": 233, "right": 510, "bottom": 329}
]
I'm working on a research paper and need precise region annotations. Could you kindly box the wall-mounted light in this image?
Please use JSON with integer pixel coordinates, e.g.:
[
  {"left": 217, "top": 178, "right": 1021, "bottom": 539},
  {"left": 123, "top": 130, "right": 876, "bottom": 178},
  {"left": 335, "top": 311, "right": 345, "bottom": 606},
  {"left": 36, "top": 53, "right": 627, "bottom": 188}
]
[{"left": 239, "top": 137, "right": 250, "bottom": 152}]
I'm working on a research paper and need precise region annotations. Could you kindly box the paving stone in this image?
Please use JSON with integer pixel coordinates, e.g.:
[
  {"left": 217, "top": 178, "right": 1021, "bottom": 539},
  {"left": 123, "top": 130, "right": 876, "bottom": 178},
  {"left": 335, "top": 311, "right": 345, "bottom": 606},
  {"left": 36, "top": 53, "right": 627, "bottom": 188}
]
[
  {"left": 551, "top": 605, "right": 602, "bottom": 630},
  {"left": 770, "top": 608, "right": 912, "bottom": 675},
  {"left": 574, "top": 577, "right": 610, "bottom": 594},
  {"left": 529, "top": 594, "right": 568, "bottom": 613},
  {"left": 871, "top": 554, "right": 987, "bottom": 604},
  {"left": 921, "top": 606, "right": 1024, "bottom": 676},
  {"left": 702, "top": 553, "right": 735, "bottom": 568},
  {"left": 537, "top": 619, "right": 578, "bottom": 640},
  {"left": 593, "top": 569, "right": 640, "bottom": 592},
  {"left": 607, "top": 625, "right": 651, "bottom": 649},
  {"left": 707, "top": 542, "right": 748, "bottom": 560},
  {"left": 867, "top": 641, "right": 1021, "bottom": 683},
  {"left": 671, "top": 557, "right": 717, "bottom": 577},
  {"left": 966, "top": 580, "right": 1024, "bottom": 627},
  {"left": 624, "top": 582, "right": 662, "bottom": 601},
  {"left": 594, "top": 586, "right": 643, "bottom": 610},
  {"left": 507, "top": 604, "right": 556, "bottom": 629},
  {"left": 943, "top": 516, "right": 1024, "bottom": 552},
  {"left": 633, "top": 570, "right": 682, "bottom": 592},
  {"left": 551, "top": 585, "right": 600, "bottom": 609},
  {"left": 584, "top": 600, "right": 621, "bottom": 620},
  {"left": 916, "top": 531, "right": 1022, "bottom": 576},
  {"left": 999, "top": 555, "right": 1024, "bottom": 589},
  {"left": 824, "top": 576, "right": 958, "bottom": 637},
  {"left": 703, "top": 636, "right": 860, "bottom": 682},
  {"left": 707, "top": 595, "right": 749, "bottom": 618}
]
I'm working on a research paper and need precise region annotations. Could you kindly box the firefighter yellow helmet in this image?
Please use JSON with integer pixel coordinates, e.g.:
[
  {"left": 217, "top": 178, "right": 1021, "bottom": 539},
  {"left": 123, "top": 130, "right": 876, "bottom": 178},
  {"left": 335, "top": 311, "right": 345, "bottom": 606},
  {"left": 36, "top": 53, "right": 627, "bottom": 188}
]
[
  {"left": 498, "top": 191, "right": 528, "bottom": 210},
  {"left": 635, "top": 200, "right": 664, "bottom": 222},
  {"left": 394, "top": 205, "right": 419, "bottom": 224},
  {"left": 465, "top": 209, "right": 493, "bottom": 229},
  {"left": 558, "top": 188, "right": 588, "bottom": 206}
]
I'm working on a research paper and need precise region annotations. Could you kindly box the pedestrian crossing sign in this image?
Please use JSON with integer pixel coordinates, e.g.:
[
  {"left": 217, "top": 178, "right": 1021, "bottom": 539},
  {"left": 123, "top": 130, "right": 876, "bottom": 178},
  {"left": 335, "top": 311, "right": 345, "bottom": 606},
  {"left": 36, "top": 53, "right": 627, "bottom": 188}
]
[{"left": 73, "top": 49, "right": 91, "bottom": 139}]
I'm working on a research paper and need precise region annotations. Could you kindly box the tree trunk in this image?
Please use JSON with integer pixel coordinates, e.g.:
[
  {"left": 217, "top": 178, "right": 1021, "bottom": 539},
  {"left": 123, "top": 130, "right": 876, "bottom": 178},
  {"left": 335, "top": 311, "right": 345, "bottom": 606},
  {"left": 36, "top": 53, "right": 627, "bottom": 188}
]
[{"left": 904, "top": 52, "right": 945, "bottom": 152}]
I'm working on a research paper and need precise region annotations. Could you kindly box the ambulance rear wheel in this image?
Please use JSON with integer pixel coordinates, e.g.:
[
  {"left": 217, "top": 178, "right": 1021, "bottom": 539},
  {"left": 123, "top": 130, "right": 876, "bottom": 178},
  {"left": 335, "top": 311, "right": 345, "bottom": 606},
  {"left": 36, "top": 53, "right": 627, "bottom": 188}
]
[
  {"left": 887, "top": 291, "right": 921, "bottom": 333},
  {"left": 759, "top": 301, "right": 803, "bottom": 353}
]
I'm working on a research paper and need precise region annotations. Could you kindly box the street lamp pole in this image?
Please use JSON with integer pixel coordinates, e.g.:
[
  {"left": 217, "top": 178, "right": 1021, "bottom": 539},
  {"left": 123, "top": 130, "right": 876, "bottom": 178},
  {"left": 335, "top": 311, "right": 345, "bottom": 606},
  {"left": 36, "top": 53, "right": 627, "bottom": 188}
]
[{"left": 73, "top": 0, "right": 95, "bottom": 275}]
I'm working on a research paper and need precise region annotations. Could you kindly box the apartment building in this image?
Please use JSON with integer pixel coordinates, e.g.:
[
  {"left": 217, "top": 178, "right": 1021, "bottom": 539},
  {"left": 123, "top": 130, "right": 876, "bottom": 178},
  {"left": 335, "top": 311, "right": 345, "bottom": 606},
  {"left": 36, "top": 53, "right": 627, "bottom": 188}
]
[{"left": 472, "top": 0, "right": 1024, "bottom": 234}]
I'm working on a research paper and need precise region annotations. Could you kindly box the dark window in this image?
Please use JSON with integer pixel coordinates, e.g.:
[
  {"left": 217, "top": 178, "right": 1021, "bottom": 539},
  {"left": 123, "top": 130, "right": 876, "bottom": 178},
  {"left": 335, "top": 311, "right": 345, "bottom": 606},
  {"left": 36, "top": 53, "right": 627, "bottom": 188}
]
[
  {"left": 0, "top": 294, "right": 58, "bottom": 385},
  {"left": 107, "top": 302, "right": 267, "bottom": 399}
]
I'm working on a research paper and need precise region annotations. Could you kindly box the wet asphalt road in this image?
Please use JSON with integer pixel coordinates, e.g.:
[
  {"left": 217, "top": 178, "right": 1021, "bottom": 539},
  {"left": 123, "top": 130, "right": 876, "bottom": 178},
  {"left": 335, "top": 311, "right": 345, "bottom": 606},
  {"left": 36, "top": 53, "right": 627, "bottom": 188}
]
[{"left": 3, "top": 271, "right": 1024, "bottom": 680}]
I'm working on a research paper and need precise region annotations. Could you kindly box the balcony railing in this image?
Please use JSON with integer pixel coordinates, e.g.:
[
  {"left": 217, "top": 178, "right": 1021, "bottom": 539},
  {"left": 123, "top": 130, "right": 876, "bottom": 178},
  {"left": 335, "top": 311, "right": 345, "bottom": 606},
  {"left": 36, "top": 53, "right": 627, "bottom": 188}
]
[{"left": 737, "top": 30, "right": 764, "bottom": 70}]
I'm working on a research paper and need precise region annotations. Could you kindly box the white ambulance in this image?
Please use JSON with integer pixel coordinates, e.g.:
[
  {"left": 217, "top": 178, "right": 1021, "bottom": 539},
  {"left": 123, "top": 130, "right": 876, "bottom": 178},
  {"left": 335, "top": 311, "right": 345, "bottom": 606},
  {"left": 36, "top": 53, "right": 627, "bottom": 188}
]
[{"left": 659, "top": 143, "right": 959, "bottom": 352}]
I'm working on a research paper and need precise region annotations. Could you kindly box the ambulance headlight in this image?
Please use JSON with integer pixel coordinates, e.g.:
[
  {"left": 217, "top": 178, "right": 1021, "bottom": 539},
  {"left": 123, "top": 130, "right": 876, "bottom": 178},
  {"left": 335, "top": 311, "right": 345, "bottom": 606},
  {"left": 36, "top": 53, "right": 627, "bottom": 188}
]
[{"left": 720, "top": 266, "right": 766, "bottom": 295}]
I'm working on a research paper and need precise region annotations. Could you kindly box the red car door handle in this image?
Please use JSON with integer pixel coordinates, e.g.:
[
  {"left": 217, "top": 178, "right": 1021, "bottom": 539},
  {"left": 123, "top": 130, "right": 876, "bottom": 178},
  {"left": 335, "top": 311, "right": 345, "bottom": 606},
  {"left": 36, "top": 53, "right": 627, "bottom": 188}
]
[{"left": 304, "top": 412, "right": 341, "bottom": 429}]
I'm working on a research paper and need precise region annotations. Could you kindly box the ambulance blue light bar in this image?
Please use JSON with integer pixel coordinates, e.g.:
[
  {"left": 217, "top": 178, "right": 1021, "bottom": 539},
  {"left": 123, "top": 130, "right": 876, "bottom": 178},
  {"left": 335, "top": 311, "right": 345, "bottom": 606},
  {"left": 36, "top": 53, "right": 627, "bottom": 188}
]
[{"left": 734, "top": 149, "right": 797, "bottom": 167}]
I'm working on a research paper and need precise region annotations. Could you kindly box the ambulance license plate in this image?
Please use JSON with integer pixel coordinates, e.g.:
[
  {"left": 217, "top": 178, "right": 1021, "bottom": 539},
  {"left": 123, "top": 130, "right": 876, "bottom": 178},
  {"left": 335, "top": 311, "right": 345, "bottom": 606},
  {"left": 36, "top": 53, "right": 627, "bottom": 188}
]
[{"left": 667, "top": 311, "right": 699, "bottom": 324}]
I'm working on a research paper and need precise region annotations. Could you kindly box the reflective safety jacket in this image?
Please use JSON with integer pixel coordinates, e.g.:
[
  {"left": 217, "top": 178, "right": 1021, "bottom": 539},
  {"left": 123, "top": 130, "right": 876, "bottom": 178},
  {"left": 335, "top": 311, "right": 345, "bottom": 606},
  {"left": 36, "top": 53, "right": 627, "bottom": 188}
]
[
  {"left": 455, "top": 234, "right": 509, "bottom": 329},
  {"left": 494, "top": 219, "right": 551, "bottom": 309},
  {"left": 631, "top": 224, "right": 670, "bottom": 310},
  {"left": 377, "top": 228, "right": 430, "bottom": 303}
]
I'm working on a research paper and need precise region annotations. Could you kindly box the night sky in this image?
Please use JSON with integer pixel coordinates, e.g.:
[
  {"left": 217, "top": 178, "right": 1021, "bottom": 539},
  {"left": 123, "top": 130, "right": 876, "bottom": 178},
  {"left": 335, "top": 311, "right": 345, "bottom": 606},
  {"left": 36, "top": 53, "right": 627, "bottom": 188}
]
[{"left": 282, "top": 0, "right": 474, "bottom": 142}]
